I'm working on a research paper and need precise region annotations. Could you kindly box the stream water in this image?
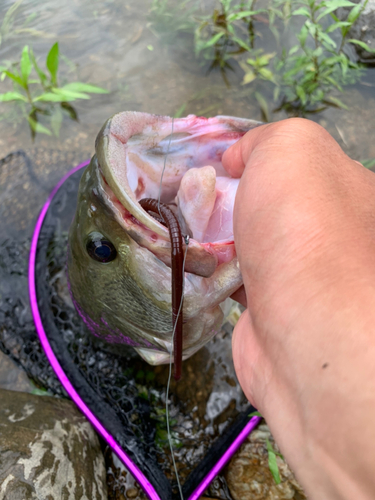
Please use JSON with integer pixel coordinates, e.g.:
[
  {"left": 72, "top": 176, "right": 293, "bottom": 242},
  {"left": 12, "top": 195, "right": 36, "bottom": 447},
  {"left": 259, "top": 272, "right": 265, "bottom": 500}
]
[{"left": 1, "top": 0, "right": 374, "bottom": 165}]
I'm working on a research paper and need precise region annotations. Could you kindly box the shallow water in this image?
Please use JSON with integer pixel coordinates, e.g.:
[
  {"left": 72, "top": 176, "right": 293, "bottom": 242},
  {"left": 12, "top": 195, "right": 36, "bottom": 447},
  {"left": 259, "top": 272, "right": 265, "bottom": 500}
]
[{"left": 1, "top": 0, "right": 374, "bottom": 163}]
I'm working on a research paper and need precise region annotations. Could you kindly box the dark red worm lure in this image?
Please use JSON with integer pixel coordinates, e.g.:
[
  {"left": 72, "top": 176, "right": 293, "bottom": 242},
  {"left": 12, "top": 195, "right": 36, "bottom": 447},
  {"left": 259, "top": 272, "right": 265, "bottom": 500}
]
[{"left": 139, "top": 198, "right": 184, "bottom": 381}]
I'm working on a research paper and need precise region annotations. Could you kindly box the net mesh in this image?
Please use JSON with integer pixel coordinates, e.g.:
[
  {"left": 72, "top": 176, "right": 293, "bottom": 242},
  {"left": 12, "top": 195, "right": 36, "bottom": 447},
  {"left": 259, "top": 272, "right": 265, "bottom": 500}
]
[{"left": 0, "top": 150, "right": 251, "bottom": 499}]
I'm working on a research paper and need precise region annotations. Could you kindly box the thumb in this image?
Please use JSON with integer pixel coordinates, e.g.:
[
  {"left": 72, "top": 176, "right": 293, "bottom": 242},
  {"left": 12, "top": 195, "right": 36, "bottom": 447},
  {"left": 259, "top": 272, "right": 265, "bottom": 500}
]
[{"left": 222, "top": 123, "right": 268, "bottom": 178}]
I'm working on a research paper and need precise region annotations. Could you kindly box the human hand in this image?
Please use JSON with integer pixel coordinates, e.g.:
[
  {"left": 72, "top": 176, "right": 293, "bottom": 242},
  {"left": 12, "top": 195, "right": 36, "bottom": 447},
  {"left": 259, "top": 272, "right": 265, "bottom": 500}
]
[{"left": 222, "top": 118, "right": 375, "bottom": 500}]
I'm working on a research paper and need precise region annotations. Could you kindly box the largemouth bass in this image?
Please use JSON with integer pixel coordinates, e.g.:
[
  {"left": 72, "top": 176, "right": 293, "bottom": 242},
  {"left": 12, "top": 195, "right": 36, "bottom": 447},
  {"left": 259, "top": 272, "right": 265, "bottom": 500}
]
[{"left": 67, "top": 112, "right": 260, "bottom": 367}]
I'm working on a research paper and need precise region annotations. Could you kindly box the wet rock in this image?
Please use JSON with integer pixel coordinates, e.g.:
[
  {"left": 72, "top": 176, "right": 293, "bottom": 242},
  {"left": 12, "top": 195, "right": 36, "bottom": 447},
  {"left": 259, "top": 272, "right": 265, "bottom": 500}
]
[
  {"left": 225, "top": 423, "right": 306, "bottom": 500},
  {"left": 339, "top": 0, "right": 375, "bottom": 63},
  {"left": 107, "top": 452, "right": 147, "bottom": 500},
  {"left": 0, "top": 351, "right": 33, "bottom": 393},
  {"left": 0, "top": 389, "right": 107, "bottom": 499}
]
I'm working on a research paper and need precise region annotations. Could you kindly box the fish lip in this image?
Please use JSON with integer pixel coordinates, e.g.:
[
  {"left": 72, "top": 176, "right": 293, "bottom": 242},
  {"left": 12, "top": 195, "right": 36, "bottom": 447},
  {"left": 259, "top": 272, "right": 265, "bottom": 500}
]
[
  {"left": 96, "top": 112, "right": 170, "bottom": 239},
  {"left": 94, "top": 111, "right": 263, "bottom": 277}
]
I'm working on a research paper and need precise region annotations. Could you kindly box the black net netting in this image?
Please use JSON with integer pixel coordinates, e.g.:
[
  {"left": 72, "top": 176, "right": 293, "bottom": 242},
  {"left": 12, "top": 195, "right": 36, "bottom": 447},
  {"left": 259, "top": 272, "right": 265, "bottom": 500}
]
[{"left": 0, "top": 150, "right": 254, "bottom": 500}]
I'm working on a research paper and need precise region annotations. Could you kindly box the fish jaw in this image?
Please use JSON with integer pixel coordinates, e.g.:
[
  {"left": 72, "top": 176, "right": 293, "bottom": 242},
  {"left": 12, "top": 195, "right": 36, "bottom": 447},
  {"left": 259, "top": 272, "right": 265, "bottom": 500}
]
[
  {"left": 67, "top": 112, "right": 262, "bottom": 366},
  {"left": 96, "top": 111, "right": 262, "bottom": 277}
]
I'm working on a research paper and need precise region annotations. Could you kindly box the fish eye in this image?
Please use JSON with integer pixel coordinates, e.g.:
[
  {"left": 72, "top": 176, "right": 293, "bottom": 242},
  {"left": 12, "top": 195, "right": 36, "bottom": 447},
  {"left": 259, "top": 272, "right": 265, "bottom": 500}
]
[{"left": 86, "top": 233, "right": 117, "bottom": 263}]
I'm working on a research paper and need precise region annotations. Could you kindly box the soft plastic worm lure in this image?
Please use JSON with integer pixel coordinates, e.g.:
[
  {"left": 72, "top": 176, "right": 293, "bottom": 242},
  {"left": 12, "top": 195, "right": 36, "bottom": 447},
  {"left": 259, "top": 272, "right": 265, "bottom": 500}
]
[{"left": 139, "top": 198, "right": 184, "bottom": 381}]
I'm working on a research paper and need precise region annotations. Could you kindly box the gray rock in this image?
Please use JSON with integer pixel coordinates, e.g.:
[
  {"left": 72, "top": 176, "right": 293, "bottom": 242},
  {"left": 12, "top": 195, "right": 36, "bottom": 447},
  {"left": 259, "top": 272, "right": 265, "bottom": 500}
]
[
  {"left": 0, "top": 351, "right": 33, "bottom": 393},
  {"left": 339, "top": 0, "right": 375, "bottom": 63},
  {"left": 225, "top": 423, "right": 306, "bottom": 500},
  {"left": 0, "top": 389, "right": 107, "bottom": 499}
]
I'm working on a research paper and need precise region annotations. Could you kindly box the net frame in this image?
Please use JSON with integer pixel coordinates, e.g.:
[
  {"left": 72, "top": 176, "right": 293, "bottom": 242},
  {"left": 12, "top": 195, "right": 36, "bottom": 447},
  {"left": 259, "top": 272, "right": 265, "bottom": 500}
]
[{"left": 28, "top": 161, "right": 261, "bottom": 500}]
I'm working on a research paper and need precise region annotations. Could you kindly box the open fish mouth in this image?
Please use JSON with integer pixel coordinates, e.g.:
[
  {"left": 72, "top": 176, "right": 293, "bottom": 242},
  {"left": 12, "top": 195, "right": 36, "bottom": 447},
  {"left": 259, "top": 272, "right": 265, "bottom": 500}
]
[
  {"left": 68, "top": 112, "right": 261, "bottom": 366},
  {"left": 96, "top": 112, "right": 261, "bottom": 278}
]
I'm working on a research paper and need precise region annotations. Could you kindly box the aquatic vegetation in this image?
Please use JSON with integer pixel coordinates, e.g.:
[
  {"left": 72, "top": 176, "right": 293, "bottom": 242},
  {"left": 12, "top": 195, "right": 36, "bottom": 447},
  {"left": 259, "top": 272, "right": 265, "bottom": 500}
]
[
  {"left": 271, "top": 0, "right": 375, "bottom": 115},
  {"left": 155, "top": 0, "right": 375, "bottom": 117},
  {"left": 0, "top": 0, "right": 47, "bottom": 48},
  {"left": 0, "top": 42, "right": 108, "bottom": 138},
  {"left": 148, "top": 0, "right": 197, "bottom": 44},
  {"left": 195, "top": 0, "right": 267, "bottom": 85}
]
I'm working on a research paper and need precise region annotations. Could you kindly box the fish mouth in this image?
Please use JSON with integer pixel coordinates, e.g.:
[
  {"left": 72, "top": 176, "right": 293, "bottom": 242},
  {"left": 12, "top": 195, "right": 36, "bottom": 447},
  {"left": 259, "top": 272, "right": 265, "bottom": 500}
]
[{"left": 95, "top": 112, "right": 261, "bottom": 278}]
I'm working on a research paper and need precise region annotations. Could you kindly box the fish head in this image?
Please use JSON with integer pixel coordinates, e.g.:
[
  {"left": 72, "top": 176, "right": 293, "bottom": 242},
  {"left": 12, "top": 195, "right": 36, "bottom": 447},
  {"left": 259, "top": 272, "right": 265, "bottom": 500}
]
[{"left": 67, "top": 112, "right": 261, "bottom": 364}]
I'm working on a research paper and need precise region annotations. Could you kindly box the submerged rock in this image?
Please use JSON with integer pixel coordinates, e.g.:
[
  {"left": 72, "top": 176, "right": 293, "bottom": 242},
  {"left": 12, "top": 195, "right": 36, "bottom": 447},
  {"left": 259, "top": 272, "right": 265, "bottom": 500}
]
[
  {"left": 0, "top": 389, "right": 107, "bottom": 499},
  {"left": 225, "top": 423, "right": 306, "bottom": 500},
  {"left": 339, "top": 0, "right": 375, "bottom": 64}
]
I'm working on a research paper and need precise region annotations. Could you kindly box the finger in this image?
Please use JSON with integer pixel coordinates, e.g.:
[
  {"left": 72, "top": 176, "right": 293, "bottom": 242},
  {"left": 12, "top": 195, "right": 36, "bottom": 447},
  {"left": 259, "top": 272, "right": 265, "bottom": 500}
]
[
  {"left": 232, "top": 308, "right": 263, "bottom": 407},
  {"left": 230, "top": 285, "right": 247, "bottom": 307},
  {"left": 222, "top": 123, "right": 269, "bottom": 178}
]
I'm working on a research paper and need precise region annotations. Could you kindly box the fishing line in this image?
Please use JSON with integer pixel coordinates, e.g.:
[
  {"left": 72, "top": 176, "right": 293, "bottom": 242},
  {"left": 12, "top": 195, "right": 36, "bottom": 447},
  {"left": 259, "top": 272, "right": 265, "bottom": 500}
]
[
  {"left": 158, "top": 116, "right": 185, "bottom": 499},
  {"left": 157, "top": 117, "right": 174, "bottom": 217},
  {"left": 166, "top": 234, "right": 189, "bottom": 500}
]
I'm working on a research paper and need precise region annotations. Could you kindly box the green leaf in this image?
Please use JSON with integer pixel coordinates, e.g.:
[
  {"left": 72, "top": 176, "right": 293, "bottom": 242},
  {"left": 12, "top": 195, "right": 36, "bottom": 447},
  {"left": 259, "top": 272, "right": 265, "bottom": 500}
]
[
  {"left": 3, "top": 70, "right": 26, "bottom": 89},
  {"left": 348, "top": 39, "right": 375, "bottom": 54},
  {"left": 50, "top": 106, "right": 63, "bottom": 137},
  {"left": 29, "top": 48, "right": 48, "bottom": 85},
  {"left": 232, "top": 36, "right": 252, "bottom": 52},
  {"left": 227, "top": 10, "right": 263, "bottom": 21},
  {"left": 326, "top": 21, "right": 351, "bottom": 33},
  {"left": 361, "top": 158, "right": 375, "bottom": 169},
  {"left": 257, "top": 52, "right": 276, "bottom": 66},
  {"left": 33, "top": 92, "right": 68, "bottom": 102},
  {"left": 20, "top": 45, "right": 32, "bottom": 85},
  {"left": 0, "top": 91, "right": 28, "bottom": 102},
  {"left": 1, "top": 0, "right": 23, "bottom": 37},
  {"left": 31, "top": 387, "right": 51, "bottom": 396},
  {"left": 242, "top": 70, "right": 256, "bottom": 84},
  {"left": 249, "top": 411, "right": 262, "bottom": 417},
  {"left": 61, "top": 82, "right": 109, "bottom": 94},
  {"left": 320, "top": 31, "right": 337, "bottom": 48},
  {"left": 52, "top": 88, "right": 90, "bottom": 100},
  {"left": 324, "top": 95, "right": 348, "bottom": 109},
  {"left": 292, "top": 7, "right": 311, "bottom": 17},
  {"left": 289, "top": 45, "right": 299, "bottom": 55},
  {"left": 316, "top": 0, "right": 355, "bottom": 21},
  {"left": 203, "top": 32, "right": 225, "bottom": 48},
  {"left": 298, "top": 24, "right": 309, "bottom": 46},
  {"left": 258, "top": 67, "right": 276, "bottom": 82},
  {"left": 266, "top": 438, "right": 281, "bottom": 484},
  {"left": 255, "top": 91, "right": 270, "bottom": 122},
  {"left": 174, "top": 102, "right": 187, "bottom": 118},
  {"left": 347, "top": 3, "right": 363, "bottom": 24},
  {"left": 46, "top": 42, "right": 59, "bottom": 85},
  {"left": 27, "top": 115, "right": 52, "bottom": 135},
  {"left": 325, "top": 75, "right": 343, "bottom": 91},
  {"left": 296, "top": 85, "right": 307, "bottom": 105}
]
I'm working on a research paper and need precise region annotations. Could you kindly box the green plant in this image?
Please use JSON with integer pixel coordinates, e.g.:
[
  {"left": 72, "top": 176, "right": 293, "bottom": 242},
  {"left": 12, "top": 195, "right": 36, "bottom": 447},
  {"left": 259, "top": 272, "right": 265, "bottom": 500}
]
[
  {"left": 148, "top": 0, "right": 197, "bottom": 43},
  {"left": 0, "top": 0, "right": 51, "bottom": 48},
  {"left": 249, "top": 411, "right": 284, "bottom": 485},
  {"left": 362, "top": 158, "right": 375, "bottom": 169},
  {"left": 271, "top": 0, "right": 374, "bottom": 115},
  {"left": 195, "top": 0, "right": 267, "bottom": 84},
  {"left": 0, "top": 42, "right": 108, "bottom": 138},
  {"left": 193, "top": 0, "right": 375, "bottom": 116},
  {"left": 266, "top": 437, "right": 284, "bottom": 484}
]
